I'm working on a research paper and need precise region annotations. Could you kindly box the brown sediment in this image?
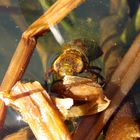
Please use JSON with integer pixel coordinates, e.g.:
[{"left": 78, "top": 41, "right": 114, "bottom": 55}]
[{"left": 105, "top": 102, "right": 140, "bottom": 140}]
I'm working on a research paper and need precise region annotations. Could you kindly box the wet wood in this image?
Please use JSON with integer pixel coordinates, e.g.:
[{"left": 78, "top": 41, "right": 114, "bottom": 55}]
[
  {"left": 72, "top": 115, "right": 98, "bottom": 140},
  {"left": 8, "top": 81, "right": 71, "bottom": 140},
  {"left": 73, "top": 33, "right": 140, "bottom": 140},
  {"left": 0, "top": 0, "right": 85, "bottom": 137},
  {"left": 1, "top": 0, "right": 84, "bottom": 91},
  {"left": 1, "top": 37, "right": 36, "bottom": 91},
  {"left": 24, "top": 0, "right": 85, "bottom": 38},
  {"left": 0, "top": 99, "right": 6, "bottom": 130},
  {"left": 83, "top": 33, "right": 140, "bottom": 140},
  {"left": 3, "top": 127, "right": 34, "bottom": 140},
  {"left": 0, "top": 0, "right": 49, "bottom": 73}
]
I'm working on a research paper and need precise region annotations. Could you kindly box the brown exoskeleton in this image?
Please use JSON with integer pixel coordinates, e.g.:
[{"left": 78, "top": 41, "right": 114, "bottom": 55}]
[
  {"left": 46, "top": 38, "right": 105, "bottom": 86},
  {"left": 49, "top": 39, "right": 109, "bottom": 117}
]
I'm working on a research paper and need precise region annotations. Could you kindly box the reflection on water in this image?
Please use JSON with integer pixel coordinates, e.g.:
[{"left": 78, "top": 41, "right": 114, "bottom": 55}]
[{"left": 0, "top": 0, "right": 140, "bottom": 139}]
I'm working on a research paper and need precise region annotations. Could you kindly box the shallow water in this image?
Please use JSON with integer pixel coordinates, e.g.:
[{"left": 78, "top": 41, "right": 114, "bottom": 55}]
[{"left": 0, "top": 0, "right": 139, "bottom": 139}]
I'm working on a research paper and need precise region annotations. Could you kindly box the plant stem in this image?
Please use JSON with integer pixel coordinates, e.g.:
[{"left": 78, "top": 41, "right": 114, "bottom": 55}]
[{"left": 84, "top": 33, "right": 140, "bottom": 140}]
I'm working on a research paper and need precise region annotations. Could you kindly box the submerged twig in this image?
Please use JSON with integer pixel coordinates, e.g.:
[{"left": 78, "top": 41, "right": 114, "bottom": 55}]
[
  {"left": 84, "top": 33, "right": 140, "bottom": 140},
  {"left": 0, "top": 99, "right": 6, "bottom": 130},
  {"left": 2, "top": 0, "right": 50, "bottom": 73},
  {"left": 24, "top": 0, "right": 84, "bottom": 38},
  {"left": 72, "top": 1, "right": 129, "bottom": 139},
  {"left": 1, "top": 0, "right": 84, "bottom": 92},
  {"left": 3, "top": 127, "right": 34, "bottom": 140},
  {"left": 5, "top": 81, "right": 71, "bottom": 140},
  {"left": 73, "top": 33, "right": 140, "bottom": 140},
  {"left": 1, "top": 37, "right": 36, "bottom": 91},
  {"left": 0, "top": 0, "right": 85, "bottom": 134},
  {"left": 38, "top": 0, "right": 74, "bottom": 32},
  {"left": 72, "top": 115, "right": 98, "bottom": 140}
]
